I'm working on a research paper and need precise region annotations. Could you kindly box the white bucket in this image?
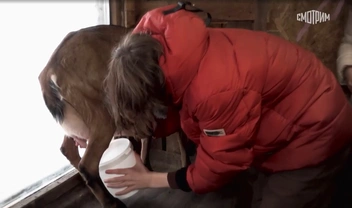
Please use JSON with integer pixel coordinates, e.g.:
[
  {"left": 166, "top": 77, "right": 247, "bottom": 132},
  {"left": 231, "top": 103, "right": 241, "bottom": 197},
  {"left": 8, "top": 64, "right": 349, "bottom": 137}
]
[{"left": 99, "top": 138, "right": 138, "bottom": 200}]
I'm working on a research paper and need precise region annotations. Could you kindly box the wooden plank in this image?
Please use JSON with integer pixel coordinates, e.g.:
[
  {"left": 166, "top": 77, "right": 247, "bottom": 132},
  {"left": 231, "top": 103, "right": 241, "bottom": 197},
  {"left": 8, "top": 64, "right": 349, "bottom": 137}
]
[
  {"left": 43, "top": 184, "right": 100, "bottom": 208},
  {"left": 123, "top": 0, "right": 136, "bottom": 28},
  {"left": 210, "top": 20, "right": 254, "bottom": 29},
  {"left": 253, "top": 0, "right": 268, "bottom": 31},
  {"left": 135, "top": 0, "right": 168, "bottom": 17},
  {"left": 135, "top": 0, "right": 256, "bottom": 22},
  {"left": 8, "top": 170, "right": 83, "bottom": 208},
  {"left": 109, "top": 0, "right": 123, "bottom": 26},
  {"left": 191, "top": 0, "right": 255, "bottom": 21},
  {"left": 227, "top": 20, "right": 254, "bottom": 29}
]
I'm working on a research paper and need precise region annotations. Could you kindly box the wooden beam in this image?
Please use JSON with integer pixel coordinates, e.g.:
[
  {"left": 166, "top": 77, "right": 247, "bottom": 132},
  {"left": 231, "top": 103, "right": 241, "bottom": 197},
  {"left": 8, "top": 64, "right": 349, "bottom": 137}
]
[
  {"left": 7, "top": 170, "right": 83, "bottom": 208},
  {"left": 123, "top": 0, "right": 136, "bottom": 28},
  {"left": 253, "top": 0, "right": 268, "bottom": 31},
  {"left": 136, "top": 0, "right": 256, "bottom": 22},
  {"left": 210, "top": 20, "right": 254, "bottom": 30},
  {"left": 109, "top": 0, "right": 123, "bottom": 26}
]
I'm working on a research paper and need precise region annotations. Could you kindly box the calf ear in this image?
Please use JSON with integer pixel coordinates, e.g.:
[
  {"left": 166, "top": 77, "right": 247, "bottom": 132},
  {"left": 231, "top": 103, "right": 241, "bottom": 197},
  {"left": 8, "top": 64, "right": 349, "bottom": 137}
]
[{"left": 43, "top": 74, "right": 65, "bottom": 123}]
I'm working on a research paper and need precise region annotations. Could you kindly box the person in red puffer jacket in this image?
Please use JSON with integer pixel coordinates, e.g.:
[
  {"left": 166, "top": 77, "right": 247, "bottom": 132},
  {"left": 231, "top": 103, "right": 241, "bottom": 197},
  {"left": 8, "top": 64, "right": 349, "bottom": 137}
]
[{"left": 103, "top": 3, "right": 352, "bottom": 208}]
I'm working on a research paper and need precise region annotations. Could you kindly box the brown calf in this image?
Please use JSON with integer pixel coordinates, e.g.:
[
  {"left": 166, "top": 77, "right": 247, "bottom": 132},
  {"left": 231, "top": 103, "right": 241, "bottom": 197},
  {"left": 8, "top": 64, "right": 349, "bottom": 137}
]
[{"left": 38, "top": 25, "right": 129, "bottom": 208}]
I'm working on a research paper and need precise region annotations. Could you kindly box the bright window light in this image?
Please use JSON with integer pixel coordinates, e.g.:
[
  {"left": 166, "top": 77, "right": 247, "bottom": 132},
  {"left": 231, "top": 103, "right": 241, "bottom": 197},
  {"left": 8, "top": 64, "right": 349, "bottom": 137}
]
[{"left": 0, "top": 1, "right": 109, "bottom": 206}]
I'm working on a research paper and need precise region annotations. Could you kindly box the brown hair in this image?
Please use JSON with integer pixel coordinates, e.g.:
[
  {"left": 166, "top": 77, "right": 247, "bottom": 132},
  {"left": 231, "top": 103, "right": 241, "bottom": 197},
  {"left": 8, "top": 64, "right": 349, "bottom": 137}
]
[{"left": 104, "top": 32, "right": 167, "bottom": 138}]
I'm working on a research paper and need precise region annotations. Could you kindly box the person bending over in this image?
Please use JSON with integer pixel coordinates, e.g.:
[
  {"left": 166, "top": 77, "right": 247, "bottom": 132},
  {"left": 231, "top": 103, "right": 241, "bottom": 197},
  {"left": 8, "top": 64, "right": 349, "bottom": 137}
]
[{"left": 103, "top": 4, "right": 352, "bottom": 208}]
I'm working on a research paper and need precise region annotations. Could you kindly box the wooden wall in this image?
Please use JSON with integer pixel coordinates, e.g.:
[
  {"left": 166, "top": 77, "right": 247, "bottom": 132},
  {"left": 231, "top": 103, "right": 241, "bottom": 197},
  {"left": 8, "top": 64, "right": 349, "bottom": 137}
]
[
  {"left": 267, "top": 0, "right": 348, "bottom": 77},
  {"left": 110, "top": 0, "right": 349, "bottom": 74},
  {"left": 109, "top": 0, "right": 267, "bottom": 30}
]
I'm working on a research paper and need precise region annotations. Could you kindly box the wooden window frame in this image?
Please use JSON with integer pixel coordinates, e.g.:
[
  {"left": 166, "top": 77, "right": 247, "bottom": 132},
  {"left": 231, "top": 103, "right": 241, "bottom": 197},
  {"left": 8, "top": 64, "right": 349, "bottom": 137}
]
[{"left": 5, "top": 169, "right": 82, "bottom": 208}]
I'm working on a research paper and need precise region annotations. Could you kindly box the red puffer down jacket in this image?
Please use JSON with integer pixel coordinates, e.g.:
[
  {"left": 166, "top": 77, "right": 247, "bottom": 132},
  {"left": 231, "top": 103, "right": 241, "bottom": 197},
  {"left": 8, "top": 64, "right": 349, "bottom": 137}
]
[{"left": 133, "top": 5, "right": 352, "bottom": 194}]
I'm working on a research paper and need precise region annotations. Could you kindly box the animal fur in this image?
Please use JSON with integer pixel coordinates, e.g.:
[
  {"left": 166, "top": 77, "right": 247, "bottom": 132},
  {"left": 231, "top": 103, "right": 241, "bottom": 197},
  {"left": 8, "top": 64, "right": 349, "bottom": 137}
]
[{"left": 39, "top": 25, "right": 130, "bottom": 208}]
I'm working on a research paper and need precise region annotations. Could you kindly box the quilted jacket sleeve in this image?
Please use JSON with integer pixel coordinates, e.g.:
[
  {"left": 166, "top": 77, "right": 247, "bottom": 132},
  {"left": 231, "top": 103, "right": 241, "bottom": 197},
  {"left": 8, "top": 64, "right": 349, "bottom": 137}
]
[
  {"left": 186, "top": 89, "right": 261, "bottom": 193},
  {"left": 337, "top": 5, "right": 352, "bottom": 84}
]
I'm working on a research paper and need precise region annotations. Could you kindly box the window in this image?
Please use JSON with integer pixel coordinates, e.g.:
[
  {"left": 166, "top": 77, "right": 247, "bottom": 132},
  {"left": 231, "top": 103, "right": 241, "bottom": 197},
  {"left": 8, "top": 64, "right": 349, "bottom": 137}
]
[{"left": 0, "top": 1, "right": 109, "bottom": 207}]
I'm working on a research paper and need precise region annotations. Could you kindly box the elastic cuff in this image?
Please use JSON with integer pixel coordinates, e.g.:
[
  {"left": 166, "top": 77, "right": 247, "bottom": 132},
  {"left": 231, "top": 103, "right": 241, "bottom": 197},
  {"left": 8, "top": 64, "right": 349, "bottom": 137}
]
[{"left": 167, "top": 167, "right": 192, "bottom": 192}]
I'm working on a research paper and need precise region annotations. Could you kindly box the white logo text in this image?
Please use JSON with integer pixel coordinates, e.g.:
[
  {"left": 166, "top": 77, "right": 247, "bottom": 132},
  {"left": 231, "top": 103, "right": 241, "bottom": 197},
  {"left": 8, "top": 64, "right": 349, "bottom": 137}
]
[{"left": 297, "top": 10, "right": 330, "bottom": 25}]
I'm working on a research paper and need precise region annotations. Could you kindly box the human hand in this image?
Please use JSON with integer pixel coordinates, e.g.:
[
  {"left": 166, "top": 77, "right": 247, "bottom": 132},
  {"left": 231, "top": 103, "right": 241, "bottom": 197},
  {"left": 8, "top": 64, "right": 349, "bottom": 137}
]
[
  {"left": 104, "top": 152, "right": 152, "bottom": 196},
  {"left": 345, "top": 66, "right": 352, "bottom": 92}
]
